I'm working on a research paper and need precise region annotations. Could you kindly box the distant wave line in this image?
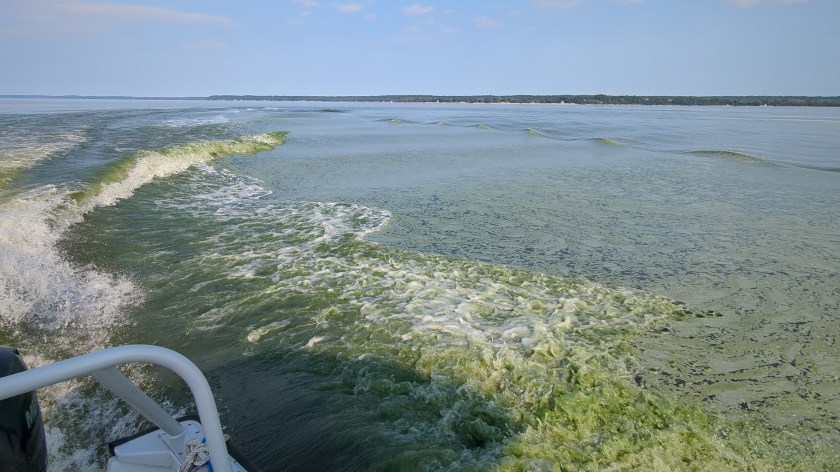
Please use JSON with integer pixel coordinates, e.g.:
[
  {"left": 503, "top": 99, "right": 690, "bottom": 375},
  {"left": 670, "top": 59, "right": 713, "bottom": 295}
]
[{"left": 685, "top": 149, "right": 763, "bottom": 161}]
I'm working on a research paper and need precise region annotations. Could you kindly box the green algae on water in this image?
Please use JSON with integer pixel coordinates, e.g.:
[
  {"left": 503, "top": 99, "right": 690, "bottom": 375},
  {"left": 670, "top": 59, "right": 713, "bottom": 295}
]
[
  {"left": 71, "top": 158, "right": 840, "bottom": 470},
  {"left": 0, "top": 167, "right": 21, "bottom": 190},
  {"left": 595, "top": 137, "right": 620, "bottom": 146},
  {"left": 68, "top": 131, "right": 288, "bottom": 205},
  {"left": 214, "top": 223, "right": 832, "bottom": 471}
]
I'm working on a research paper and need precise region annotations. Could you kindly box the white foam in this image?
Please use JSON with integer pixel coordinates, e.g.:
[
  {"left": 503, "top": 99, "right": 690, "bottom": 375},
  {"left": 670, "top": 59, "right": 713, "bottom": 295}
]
[
  {"left": 0, "top": 188, "right": 138, "bottom": 345},
  {"left": 82, "top": 150, "right": 209, "bottom": 210},
  {"left": 1, "top": 137, "right": 288, "bottom": 342},
  {"left": 0, "top": 128, "right": 87, "bottom": 185},
  {"left": 246, "top": 320, "right": 291, "bottom": 343},
  {"left": 0, "top": 131, "right": 292, "bottom": 471},
  {"left": 19, "top": 354, "right": 158, "bottom": 472},
  {"left": 162, "top": 115, "right": 229, "bottom": 128},
  {"left": 305, "top": 335, "right": 327, "bottom": 348}
]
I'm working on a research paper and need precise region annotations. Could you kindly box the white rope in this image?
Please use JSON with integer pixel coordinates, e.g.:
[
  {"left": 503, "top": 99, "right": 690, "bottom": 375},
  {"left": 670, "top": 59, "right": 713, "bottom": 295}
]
[{"left": 179, "top": 438, "right": 211, "bottom": 472}]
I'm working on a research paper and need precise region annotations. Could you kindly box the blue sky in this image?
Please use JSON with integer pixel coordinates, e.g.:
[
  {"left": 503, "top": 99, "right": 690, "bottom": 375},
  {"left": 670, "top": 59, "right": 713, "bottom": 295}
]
[{"left": 1, "top": 0, "right": 838, "bottom": 96}]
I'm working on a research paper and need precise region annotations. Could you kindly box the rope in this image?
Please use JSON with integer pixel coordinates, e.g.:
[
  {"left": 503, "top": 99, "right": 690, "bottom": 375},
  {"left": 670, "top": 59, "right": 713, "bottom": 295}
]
[{"left": 178, "top": 437, "right": 211, "bottom": 472}]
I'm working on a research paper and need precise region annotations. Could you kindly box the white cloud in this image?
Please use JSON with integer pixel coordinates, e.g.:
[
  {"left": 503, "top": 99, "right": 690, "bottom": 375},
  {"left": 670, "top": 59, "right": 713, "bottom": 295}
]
[
  {"left": 404, "top": 4, "right": 433, "bottom": 15},
  {"left": 335, "top": 3, "right": 363, "bottom": 13},
  {"left": 293, "top": 0, "right": 319, "bottom": 7},
  {"left": 474, "top": 16, "right": 502, "bottom": 28},
  {"left": 0, "top": 0, "right": 233, "bottom": 38}
]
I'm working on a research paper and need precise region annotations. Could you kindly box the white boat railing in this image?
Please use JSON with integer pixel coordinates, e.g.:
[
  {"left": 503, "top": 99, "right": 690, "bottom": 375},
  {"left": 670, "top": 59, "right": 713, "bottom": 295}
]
[{"left": 0, "top": 344, "right": 233, "bottom": 472}]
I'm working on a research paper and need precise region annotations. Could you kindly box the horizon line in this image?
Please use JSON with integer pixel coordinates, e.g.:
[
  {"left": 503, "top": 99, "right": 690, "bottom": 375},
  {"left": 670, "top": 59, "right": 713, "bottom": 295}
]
[
  {"left": 3, "top": 94, "right": 840, "bottom": 107},
  {"left": 4, "top": 93, "right": 840, "bottom": 98}
]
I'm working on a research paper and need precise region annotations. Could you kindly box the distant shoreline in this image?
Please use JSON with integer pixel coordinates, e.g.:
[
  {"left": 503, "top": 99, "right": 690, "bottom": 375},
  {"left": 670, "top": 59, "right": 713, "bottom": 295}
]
[
  {"left": 3, "top": 94, "right": 840, "bottom": 107},
  {"left": 208, "top": 94, "right": 840, "bottom": 107}
]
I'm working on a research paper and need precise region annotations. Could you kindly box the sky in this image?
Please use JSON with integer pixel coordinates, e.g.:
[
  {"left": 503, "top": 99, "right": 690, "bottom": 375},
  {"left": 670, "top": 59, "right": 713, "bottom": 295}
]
[{"left": 1, "top": 0, "right": 839, "bottom": 97}]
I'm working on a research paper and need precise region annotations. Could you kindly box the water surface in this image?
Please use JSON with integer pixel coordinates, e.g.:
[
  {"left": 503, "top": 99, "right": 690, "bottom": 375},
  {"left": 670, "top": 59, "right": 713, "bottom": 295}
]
[{"left": 1, "top": 100, "right": 838, "bottom": 470}]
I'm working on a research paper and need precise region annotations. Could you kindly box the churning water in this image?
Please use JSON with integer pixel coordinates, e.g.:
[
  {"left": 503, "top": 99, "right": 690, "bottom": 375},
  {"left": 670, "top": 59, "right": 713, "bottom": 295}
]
[{"left": 1, "top": 99, "right": 838, "bottom": 470}]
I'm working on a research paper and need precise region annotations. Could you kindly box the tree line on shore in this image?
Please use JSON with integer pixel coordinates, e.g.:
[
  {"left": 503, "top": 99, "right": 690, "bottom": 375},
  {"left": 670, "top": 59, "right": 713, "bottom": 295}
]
[{"left": 207, "top": 94, "right": 840, "bottom": 107}]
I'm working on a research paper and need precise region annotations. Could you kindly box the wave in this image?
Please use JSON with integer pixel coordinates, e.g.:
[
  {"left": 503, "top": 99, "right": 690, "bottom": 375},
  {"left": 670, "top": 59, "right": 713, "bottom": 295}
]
[
  {"left": 69, "top": 131, "right": 287, "bottom": 209},
  {"left": 1, "top": 131, "right": 289, "bottom": 471},
  {"left": 685, "top": 149, "right": 763, "bottom": 161},
  {"left": 690, "top": 152, "right": 840, "bottom": 173},
  {"left": 0, "top": 187, "right": 137, "bottom": 348},
  {"left": 795, "top": 165, "right": 840, "bottom": 173},
  {"left": 0, "top": 124, "right": 88, "bottom": 190},
  {"left": 765, "top": 162, "right": 840, "bottom": 173},
  {"left": 525, "top": 128, "right": 546, "bottom": 138},
  {"left": 377, "top": 118, "right": 412, "bottom": 125},
  {"left": 0, "top": 168, "right": 22, "bottom": 191},
  {"left": 593, "top": 137, "right": 620, "bottom": 145},
  {"left": 0, "top": 131, "right": 288, "bottom": 347}
]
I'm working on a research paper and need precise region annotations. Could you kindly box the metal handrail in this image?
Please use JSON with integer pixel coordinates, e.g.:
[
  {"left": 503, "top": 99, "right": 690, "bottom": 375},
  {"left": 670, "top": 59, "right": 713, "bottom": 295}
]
[{"left": 0, "top": 344, "right": 233, "bottom": 472}]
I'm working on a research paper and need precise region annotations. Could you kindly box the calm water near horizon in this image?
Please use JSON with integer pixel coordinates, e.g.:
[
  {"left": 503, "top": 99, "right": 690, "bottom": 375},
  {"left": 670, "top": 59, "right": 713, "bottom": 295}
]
[{"left": 1, "top": 98, "right": 838, "bottom": 470}]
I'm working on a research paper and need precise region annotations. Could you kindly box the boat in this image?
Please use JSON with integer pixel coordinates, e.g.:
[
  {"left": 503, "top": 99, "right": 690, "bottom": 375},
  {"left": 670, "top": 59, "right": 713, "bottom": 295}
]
[{"left": 0, "top": 344, "right": 257, "bottom": 472}]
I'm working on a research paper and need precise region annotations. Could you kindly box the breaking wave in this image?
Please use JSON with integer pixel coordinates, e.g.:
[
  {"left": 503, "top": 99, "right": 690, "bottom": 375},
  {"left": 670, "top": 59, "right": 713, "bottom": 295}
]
[
  {"left": 69, "top": 131, "right": 287, "bottom": 209},
  {"left": 1, "top": 131, "right": 288, "bottom": 345},
  {"left": 0, "top": 130, "right": 289, "bottom": 471}
]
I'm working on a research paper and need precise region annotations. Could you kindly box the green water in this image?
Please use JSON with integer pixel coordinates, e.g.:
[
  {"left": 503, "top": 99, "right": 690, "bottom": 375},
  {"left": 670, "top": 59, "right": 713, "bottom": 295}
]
[
  {"left": 66, "top": 171, "right": 835, "bottom": 470},
  {"left": 2, "top": 101, "right": 839, "bottom": 470}
]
